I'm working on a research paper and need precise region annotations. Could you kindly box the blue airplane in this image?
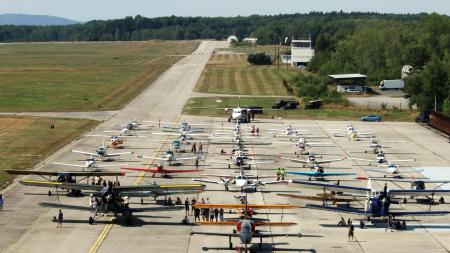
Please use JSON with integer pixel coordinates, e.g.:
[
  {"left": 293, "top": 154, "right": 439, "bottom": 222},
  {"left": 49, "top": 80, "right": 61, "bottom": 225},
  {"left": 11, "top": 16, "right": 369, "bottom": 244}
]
[
  {"left": 286, "top": 164, "right": 356, "bottom": 181},
  {"left": 291, "top": 179, "right": 450, "bottom": 228}
]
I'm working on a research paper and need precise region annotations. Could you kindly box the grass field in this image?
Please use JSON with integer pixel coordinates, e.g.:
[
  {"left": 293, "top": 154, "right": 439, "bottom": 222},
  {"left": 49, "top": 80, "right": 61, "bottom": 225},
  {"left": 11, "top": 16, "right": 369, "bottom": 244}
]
[
  {"left": 0, "top": 41, "right": 199, "bottom": 112},
  {"left": 0, "top": 116, "right": 97, "bottom": 186},
  {"left": 194, "top": 53, "right": 296, "bottom": 95},
  {"left": 183, "top": 97, "right": 417, "bottom": 122}
]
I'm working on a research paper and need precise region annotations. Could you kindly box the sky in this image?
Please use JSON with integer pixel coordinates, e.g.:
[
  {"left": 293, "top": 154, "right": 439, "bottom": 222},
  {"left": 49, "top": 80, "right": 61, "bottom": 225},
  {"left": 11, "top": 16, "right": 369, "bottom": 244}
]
[{"left": 0, "top": 0, "right": 449, "bottom": 21}]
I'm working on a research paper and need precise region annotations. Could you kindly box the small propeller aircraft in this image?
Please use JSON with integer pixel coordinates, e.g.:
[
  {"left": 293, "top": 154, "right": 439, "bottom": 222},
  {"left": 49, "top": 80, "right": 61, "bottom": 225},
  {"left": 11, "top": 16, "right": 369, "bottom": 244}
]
[
  {"left": 291, "top": 179, "right": 450, "bottom": 228},
  {"left": 209, "top": 149, "right": 275, "bottom": 169},
  {"left": 53, "top": 157, "right": 126, "bottom": 172},
  {"left": 121, "top": 164, "right": 202, "bottom": 178},
  {"left": 72, "top": 143, "right": 133, "bottom": 161},
  {"left": 145, "top": 119, "right": 209, "bottom": 132},
  {"left": 136, "top": 149, "right": 201, "bottom": 166},
  {"left": 364, "top": 161, "right": 423, "bottom": 178},
  {"left": 330, "top": 123, "right": 375, "bottom": 141},
  {"left": 192, "top": 169, "right": 286, "bottom": 192},
  {"left": 5, "top": 169, "right": 124, "bottom": 196},
  {"left": 281, "top": 155, "right": 347, "bottom": 168},
  {"left": 285, "top": 164, "right": 356, "bottom": 181},
  {"left": 190, "top": 198, "right": 302, "bottom": 252},
  {"left": 349, "top": 151, "right": 415, "bottom": 166},
  {"left": 359, "top": 137, "right": 407, "bottom": 154},
  {"left": 20, "top": 180, "right": 205, "bottom": 225}
]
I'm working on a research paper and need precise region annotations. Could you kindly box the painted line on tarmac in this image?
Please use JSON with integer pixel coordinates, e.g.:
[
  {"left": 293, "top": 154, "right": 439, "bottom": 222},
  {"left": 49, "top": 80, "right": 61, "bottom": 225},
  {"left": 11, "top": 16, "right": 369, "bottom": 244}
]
[{"left": 88, "top": 116, "right": 180, "bottom": 253}]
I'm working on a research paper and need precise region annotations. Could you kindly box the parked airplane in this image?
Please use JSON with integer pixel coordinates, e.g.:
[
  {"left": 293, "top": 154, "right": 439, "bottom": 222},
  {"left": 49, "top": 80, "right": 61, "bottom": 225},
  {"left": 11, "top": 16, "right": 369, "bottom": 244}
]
[
  {"left": 364, "top": 161, "right": 423, "bottom": 178},
  {"left": 53, "top": 157, "right": 125, "bottom": 172},
  {"left": 286, "top": 164, "right": 356, "bottom": 181},
  {"left": 72, "top": 143, "right": 133, "bottom": 161},
  {"left": 360, "top": 138, "right": 407, "bottom": 154},
  {"left": 330, "top": 123, "right": 375, "bottom": 141},
  {"left": 21, "top": 180, "right": 205, "bottom": 225},
  {"left": 281, "top": 155, "right": 347, "bottom": 168},
  {"left": 136, "top": 149, "right": 201, "bottom": 166},
  {"left": 291, "top": 179, "right": 450, "bottom": 228},
  {"left": 210, "top": 150, "right": 274, "bottom": 169},
  {"left": 192, "top": 170, "right": 286, "bottom": 192},
  {"left": 122, "top": 164, "right": 201, "bottom": 178},
  {"left": 190, "top": 200, "right": 302, "bottom": 251},
  {"left": 350, "top": 152, "right": 415, "bottom": 166},
  {"left": 5, "top": 169, "right": 124, "bottom": 196}
]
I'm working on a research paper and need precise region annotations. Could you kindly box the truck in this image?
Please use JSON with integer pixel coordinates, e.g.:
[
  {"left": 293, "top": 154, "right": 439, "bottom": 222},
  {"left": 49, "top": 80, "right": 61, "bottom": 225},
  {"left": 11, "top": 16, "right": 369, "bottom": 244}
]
[
  {"left": 272, "top": 99, "right": 299, "bottom": 109},
  {"left": 379, "top": 79, "right": 404, "bottom": 90}
]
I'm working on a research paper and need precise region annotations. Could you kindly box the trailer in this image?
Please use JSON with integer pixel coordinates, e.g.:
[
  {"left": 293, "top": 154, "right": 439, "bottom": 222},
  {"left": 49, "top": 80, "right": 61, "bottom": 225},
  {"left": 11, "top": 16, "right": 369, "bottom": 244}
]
[{"left": 379, "top": 79, "right": 404, "bottom": 90}]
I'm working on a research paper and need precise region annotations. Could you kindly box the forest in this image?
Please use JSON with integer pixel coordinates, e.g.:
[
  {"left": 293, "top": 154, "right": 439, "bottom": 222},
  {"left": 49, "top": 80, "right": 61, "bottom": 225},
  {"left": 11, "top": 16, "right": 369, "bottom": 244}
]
[{"left": 0, "top": 12, "right": 448, "bottom": 113}]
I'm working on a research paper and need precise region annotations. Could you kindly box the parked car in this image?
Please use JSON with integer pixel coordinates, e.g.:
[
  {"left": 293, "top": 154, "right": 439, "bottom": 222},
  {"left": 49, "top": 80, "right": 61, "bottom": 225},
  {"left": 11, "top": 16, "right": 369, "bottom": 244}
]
[
  {"left": 282, "top": 102, "right": 298, "bottom": 110},
  {"left": 415, "top": 113, "right": 430, "bottom": 123},
  {"left": 361, "top": 114, "right": 381, "bottom": 122},
  {"left": 246, "top": 106, "right": 263, "bottom": 114},
  {"left": 304, "top": 100, "right": 322, "bottom": 109},
  {"left": 272, "top": 99, "right": 299, "bottom": 109}
]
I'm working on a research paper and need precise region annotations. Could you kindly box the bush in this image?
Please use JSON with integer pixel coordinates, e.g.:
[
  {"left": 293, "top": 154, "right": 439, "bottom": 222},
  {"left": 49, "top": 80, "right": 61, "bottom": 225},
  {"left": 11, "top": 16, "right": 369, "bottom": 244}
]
[{"left": 247, "top": 53, "right": 272, "bottom": 65}]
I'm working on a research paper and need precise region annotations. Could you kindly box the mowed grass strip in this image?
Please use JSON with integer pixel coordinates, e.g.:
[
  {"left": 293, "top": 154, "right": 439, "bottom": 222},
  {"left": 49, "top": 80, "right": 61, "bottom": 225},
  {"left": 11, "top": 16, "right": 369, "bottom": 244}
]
[
  {"left": 195, "top": 51, "right": 295, "bottom": 96},
  {"left": 183, "top": 97, "right": 417, "bottom": 122},
  {"left": 0, "top": 41, "right": 199, "bottom": 112},
  {"left": 0, "top": 116, "right": 98, "bottom": 185}
]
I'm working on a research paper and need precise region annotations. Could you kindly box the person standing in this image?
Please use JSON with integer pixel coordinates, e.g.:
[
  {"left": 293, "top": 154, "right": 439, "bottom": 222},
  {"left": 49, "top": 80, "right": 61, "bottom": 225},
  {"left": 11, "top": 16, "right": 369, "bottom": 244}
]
[
  {"left": 191, "top": 198, "right": 197, "bottom": 215},
  {"left": 0, "top": 194, "right": 4, "bottom": 211},
  {"left": 214, "top": 208, "right": 219, "bottom": 222},
  {"left": 195, "top": 159, "right": 199, "bottom": 169},
  {"left": 210, "top": 208, "right": 215, "bottom": 221},
  {"left": 198, "top": 142, "right": 203, "bottom": 154},
  {"left": 191, "top": 142, "right": 197, "bottom": 153},
  {"left": 194, "top": 207, "right": 200, "bottom": 222},
  {"left": 256, "top": 127, "right": 260, "bottom": 136},
  {"left": 276, "top": 168, "right": 281, "bottom": 181},
  {"left": 219, "top": 208, "right": 224, "bottom": 221},
  {"left": 348, "top": 220, "right": 354, "bottom": 241},
  {"left": 184, "top": 198, "right": 190, "bottom": 216},
  {"left": 57, "top": 209, "right": 63, "bottom": 228},
  {"left": 386, "top": 214, "right": 394, "bottom": 232},
  {"left": 281, "top": 168, "right": 286, "bottom": 180}
]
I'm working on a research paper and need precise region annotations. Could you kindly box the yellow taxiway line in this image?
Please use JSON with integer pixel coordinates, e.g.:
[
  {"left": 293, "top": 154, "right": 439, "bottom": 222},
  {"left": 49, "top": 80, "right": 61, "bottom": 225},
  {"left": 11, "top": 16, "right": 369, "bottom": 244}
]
[{"left": 88, "top": 115, "right": 180, "bottom": 253}]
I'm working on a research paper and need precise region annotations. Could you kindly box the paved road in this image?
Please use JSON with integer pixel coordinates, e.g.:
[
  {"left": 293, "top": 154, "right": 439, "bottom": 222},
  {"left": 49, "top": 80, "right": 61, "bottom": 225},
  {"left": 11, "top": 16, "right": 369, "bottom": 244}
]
[
  {"left": 0, "top": 40, "right": 227, "bottom": 253},
  {"left": 349, "top": 96, "right": 412, "bottom": 110}
]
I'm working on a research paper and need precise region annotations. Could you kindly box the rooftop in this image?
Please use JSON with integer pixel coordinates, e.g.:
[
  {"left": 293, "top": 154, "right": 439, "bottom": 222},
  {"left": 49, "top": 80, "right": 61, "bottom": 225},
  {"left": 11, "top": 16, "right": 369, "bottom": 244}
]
[{"left": 329, "top": 74, "right": 367, "bottom": 79}]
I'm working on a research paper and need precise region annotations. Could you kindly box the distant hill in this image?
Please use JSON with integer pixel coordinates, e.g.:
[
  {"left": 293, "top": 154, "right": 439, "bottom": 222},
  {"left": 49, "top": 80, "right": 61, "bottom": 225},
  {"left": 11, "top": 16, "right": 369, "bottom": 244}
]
[{"left": 0, "top": 13, "right": 81, "bottom": 26}]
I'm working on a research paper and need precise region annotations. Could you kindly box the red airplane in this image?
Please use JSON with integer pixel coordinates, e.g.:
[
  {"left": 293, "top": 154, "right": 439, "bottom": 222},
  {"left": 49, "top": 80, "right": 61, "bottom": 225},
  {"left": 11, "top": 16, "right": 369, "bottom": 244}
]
[{"left": 121, "top": 164, "right": 202, "bottom": 177}]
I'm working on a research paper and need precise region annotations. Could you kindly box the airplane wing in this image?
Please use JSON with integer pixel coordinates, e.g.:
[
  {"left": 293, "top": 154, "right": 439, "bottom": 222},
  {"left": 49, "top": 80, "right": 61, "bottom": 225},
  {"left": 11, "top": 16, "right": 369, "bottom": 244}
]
[
  {"left": 190, "top": 231, "right": 301, "bottom": 238},
  {"left": 53, "top": 162, "right": 86, "bottom": 168},
  {"left": 390, "top": 211, "right": 450, "bottom": 217},
  {"left": 397, "top": 168, "right": 424, "bottom": 174},
  {"left": 364, "top": 168, "right": 388, "bottom": 174},
  {"left": 5, "top": 169, "right": 124, "bottom": 177},
  {"left": 152, "top": 132, "right": 180, "bottom": 136},
  {"left": 208, "top": 160, "right": 232, "bottom": 165},
  {"left": 292, "top": 180, "right": 371, "bottom": 195},
  {"left": 106, "top": 151, "right": 133, "bottom": 157},
  {"left": 175, "top": 156, "right": 201, "bottom": 161},
  {"left": 40, "top": 202, "right": 93, "bottom": 211},
  {"left": 258, "top": 180, "right": 290, "bottom": 185},
  {"left": 71, "top": 150, "right": 99, "bottom": 157},
  {"left": 122, "top": 167, "right": 200, "bottom": 174},
  {"left": 388, "top": 189, "right": 450, "bottom": 197},
  {"left": 192, "top": 178, "right": 223, "bottom": 184},
  {"left": 390, "top": 159, "right": 416, "bottom": 163},
  {"left": 287, "top": 171, "right": 356, "bottom": 177},
  {"left": 365, "top": 178, "right": 450, "bottom": 184},
  {"left": 20, "top": 180, "right": 104, "bottom": 192},
  {"left": 280, "top": 156, "right": 307, "bottom": 164},
  {"left": 192, "top": 204, "right": 297, "bottom": 209},
  {"left": 195, "top": 220, "right": 297, "bottom": 226},
  {"left": 316, "top": 158, "right": 346, "bottom": 164},
  {"left": 306, "top": 204, "right": 366, "bottom": 215},
  {"left": 201, "top": 174, "right": 235, "bottom": 179},
  {"left": 277, "top": 193, "right": 358, "bottom": 203},
  {"left": 349, "top": 157, "right": 373, "bottom": 162}
]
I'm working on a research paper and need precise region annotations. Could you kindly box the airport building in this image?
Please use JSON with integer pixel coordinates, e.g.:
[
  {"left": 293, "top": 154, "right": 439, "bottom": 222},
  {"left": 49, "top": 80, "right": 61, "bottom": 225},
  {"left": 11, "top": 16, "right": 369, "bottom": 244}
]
[
  {"left": 290, "top": 38, "right": 314, "bottom": 67},
  {"left": 329, "top": 73, "right": 368, "bottom": 93}
]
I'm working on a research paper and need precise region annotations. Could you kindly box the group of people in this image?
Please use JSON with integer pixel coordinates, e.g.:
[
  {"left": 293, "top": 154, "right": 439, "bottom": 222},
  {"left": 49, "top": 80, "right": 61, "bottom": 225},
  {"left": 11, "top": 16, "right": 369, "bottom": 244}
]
[
  {"left": 183, "top": 197, "right": 224, "bottom": 223},
  {"left": 250, "top": 125, "right": 260, "bottom": 136},
  {"left": 275, "top": 167, "right": 287, "bottom": 180},
  {"left": 191, "top": 142, "right": 203, "bottom": 154},
  {"left": 90, "top": 176, "right": 121, "bottom": 188}
]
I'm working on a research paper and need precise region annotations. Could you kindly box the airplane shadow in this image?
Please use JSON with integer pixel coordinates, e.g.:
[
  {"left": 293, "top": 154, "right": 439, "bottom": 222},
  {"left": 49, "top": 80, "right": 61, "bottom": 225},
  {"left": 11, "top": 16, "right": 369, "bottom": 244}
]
[{"left": 201, "top": 243, "right": 316, "bottom": 252}]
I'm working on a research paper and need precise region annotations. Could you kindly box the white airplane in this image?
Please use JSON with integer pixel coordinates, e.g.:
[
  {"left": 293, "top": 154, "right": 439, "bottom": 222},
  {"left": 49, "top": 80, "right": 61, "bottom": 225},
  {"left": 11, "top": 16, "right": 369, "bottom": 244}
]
[
  {"left": 360, "top": 138, "right": 407, "bottom": 154},
  {"left": 281, "top": 155, "right": 347, "bottom": 168},
  {"left": 53, "top": 157, "right": 125, "bottom": 172},
  {"left": 330, "top": 123, "right": 375, "bottom": 140},
  {"left": 210, "top": 150, "right": 275, "bottom": 169},
  {"left": 72, "top": 143, "right": 133, "bottom": 161},
  {"left": 136, "top": 150, "right": 201, "bottom": 165},
  {"left": 275, "top": 137, "right": 333, "bottom": 154},
  {"left": 192, "top": 170, "right": 286, "bottom": 192},
  {"left": 364, "top": 161, "right": 422, "bottom": 178},
  {"left": 350, "top": 152, "right": 415, "bottom": 166}
]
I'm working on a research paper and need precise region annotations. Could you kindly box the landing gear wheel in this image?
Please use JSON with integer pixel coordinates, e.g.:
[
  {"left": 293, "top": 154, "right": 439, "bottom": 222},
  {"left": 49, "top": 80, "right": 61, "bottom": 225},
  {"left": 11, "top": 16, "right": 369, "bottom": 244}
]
[
  {"left": 360, "top": 220, "right": 365, "bottom": 229},
  {"left": 89, "top": 217, "right": 94, "bottom": 225},
  {"left": 48, "top": 190, "right": 52, "bottom": 196},
  {"left": 403, "top": 198, "right": 407, "bottom": 204},
  {"left": 141, "top": 198, "right": 144, "bottom": 205}
]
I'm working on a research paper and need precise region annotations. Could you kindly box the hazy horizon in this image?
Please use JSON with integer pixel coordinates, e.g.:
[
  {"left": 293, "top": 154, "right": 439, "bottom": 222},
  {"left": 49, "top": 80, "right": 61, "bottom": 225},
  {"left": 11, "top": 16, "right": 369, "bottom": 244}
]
[{"left": 0, "top": 0, "right": 448, "bottom": 22}]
